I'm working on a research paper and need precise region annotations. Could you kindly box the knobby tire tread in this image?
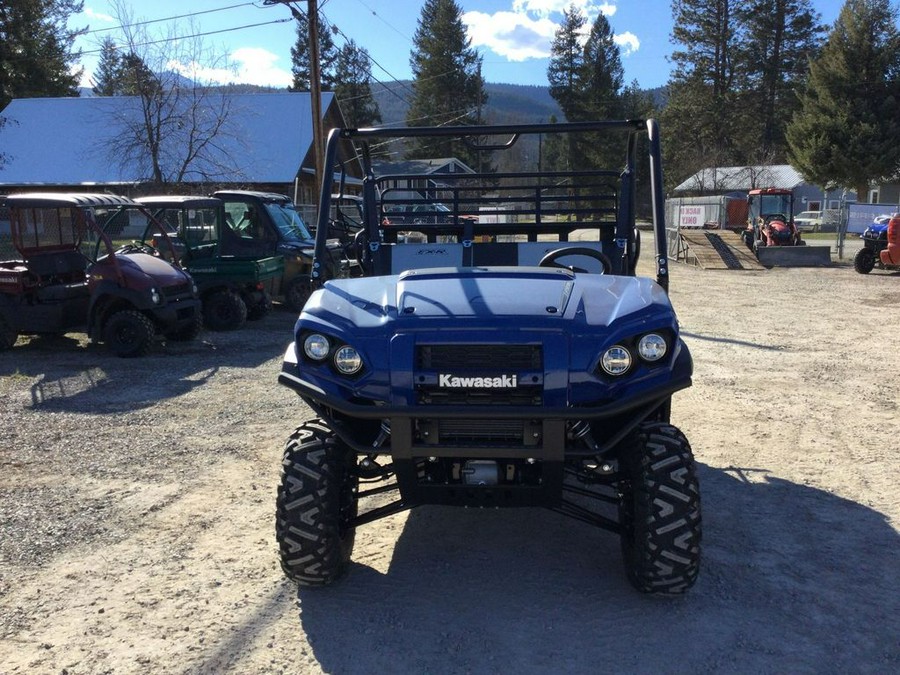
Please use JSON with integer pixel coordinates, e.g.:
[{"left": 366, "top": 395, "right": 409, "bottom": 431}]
[
  {"left": 276, "top": 420, "right": 357, "bottom": 586},
  {"left": 619, "top": 422, "right": 701, "bottom": 595}
]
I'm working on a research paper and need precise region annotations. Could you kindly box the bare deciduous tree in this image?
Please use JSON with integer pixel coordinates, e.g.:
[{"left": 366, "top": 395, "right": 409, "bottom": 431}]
[{"left": 100, "top": 1, "right": 247, "bottom": 186}]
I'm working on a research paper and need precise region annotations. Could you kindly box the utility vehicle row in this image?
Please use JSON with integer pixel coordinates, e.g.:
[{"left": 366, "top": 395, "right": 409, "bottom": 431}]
[{"left": 0, "top": 191, "right": 355, "bottom": 355}]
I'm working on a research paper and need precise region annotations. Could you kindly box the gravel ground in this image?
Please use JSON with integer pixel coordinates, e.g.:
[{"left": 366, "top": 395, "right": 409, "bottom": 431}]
[{"left": 1, "top": 252, "right": 899, "bottom": 674}]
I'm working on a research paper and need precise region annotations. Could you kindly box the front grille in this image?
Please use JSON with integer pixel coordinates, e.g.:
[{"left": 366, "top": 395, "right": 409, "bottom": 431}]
[
  {"left": 162, "top": 282, "right": 192, "bottom": 299},
  {"left": 415, "top": 342, "right": 544, "bottom": 407},
  {"left": 417, "top": 344, "right": 542, "bottom": 370},
  {"left": 416, "top": 418, "right": 542, "bottom": 446},
  {"left": 437, "top": 419, "right": 527, "bottom": 443}
]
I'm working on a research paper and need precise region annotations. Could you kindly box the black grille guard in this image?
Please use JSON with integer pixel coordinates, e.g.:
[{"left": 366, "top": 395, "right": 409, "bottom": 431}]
[{"left": 278, "top": 362, "right": 691, "bottom": 422}]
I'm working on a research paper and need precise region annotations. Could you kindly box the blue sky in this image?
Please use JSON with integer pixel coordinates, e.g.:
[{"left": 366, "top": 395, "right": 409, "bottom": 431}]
[{"left": 73, "top": 0, "right": 849, "bottom": 91}]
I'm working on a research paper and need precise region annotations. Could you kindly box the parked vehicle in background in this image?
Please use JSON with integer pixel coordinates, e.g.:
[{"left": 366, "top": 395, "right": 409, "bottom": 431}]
[
  {"left": 380, "top": 199, "right": 478, "bottom": 244},
  {"left": 0, "top": 193, "right": 201, "bottom": 356},
  {"left": 793, "top": 210, "right": 822, "bottom": 232},
  {"left": 874, "top": 214, "right": 900, "bottom": 273},
  {"left": 853, "top": 215, "right": 891, "bottom": 274},
  {"left": 741, "top": 188, "right": 803, "bottom": 250},
  {"left": 137, "top": 196, "right": 284, "bottom": 330},
  {"left": 212, "top": 190, "right": 352, "bottom": 311},
  {"left": 740, "top": 189, "right": 830, "bottom": 266}
]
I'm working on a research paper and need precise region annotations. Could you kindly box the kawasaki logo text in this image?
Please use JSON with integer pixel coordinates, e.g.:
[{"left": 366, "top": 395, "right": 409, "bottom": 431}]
[{"left": 438, "top": 374, "right": 517, "bottom": 388}]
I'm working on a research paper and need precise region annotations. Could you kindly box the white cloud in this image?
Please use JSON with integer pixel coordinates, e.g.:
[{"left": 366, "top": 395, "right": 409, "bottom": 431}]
[
  {"left": 512, "top": 1, "right": 617, "bottom": 18},
  {"left": 614, "top": 31, "right": 640, "bottom": 56},
  {"left": 83, "top": 7, "right": 115, "bottom": 23},
  {"left": 230, "top": 47, "right": 293, "bottom": 87},
  {"left": 465, "top": 2, "right": 633, "bottom": 63},
  {"left": 167, "top": 48, "right": 292, "bottom": 88},
  {"left": 464, "top": 11, "right": 558, "bottom": 61}
]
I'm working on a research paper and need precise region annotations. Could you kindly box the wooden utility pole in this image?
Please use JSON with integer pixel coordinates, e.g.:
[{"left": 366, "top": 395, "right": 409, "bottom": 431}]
[
  {"left": 270, "top": 0, "right": 325, "bottom": 202},
  {"left": 307, "top": 0, "right": 324, "bottom": 201}
]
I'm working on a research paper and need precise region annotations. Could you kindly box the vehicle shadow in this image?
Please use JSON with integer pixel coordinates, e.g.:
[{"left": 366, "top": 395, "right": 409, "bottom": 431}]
[
  {"left": 296, "top": 463, "right": 900, "bottom": 674},
  {"left": 681, "top": 330, "right": 783, "bottom": 350},
  {"left": 0, "top": 311, "right": 297, "bottom": 413}
]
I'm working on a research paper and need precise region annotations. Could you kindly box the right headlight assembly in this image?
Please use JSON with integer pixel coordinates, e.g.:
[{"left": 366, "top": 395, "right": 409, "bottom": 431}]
[
  {"left": 600, "top": 345, "right": 632, "bottom": 376},
  {"left": 303, "top": 333, "right": 330, "bottom": 361}
]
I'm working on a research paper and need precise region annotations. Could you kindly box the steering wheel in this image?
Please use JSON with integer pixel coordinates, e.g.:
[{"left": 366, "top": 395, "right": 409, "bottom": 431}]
[
  {"left": 116, "top": 241, "right": 159, "bottom": 256},
  {"left": 538, "top": 247, "right": 612, "bottom": 274}
]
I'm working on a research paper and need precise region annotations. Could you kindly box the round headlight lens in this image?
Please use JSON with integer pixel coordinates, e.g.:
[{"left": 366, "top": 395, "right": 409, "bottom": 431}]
[
  {"left": 601, "top": 345, "right": 632, "bottom": 375},
  {"left": 303, "top": 333, "right": 330, "bottom": 360},
  {"left": 333, "top": 345, "right": 363, "bottom": 374},
  {"left": 637, "top": 333, "right": 667, "bottom": 361},
  {"left": 150, "top": 287, "right": 161, "bottom": 305}
]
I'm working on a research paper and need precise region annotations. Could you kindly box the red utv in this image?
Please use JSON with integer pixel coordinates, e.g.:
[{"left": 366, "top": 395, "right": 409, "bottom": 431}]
[{"left": 0, "top": 193, "right": 201, "bottom": 356}]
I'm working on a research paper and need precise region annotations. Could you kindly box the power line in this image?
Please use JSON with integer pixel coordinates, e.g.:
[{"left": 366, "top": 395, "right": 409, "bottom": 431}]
[
  {"left": 80, "top": 19, "right": 293, "bottom": 56},
  {"left": 350, "top": 0, "right": 411, "bottom": 45},
  {"left": 82, "top": 3, "right": 260, "bottom": 36}
]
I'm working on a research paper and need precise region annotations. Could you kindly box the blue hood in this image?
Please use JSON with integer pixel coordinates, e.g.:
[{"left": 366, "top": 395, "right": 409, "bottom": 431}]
[{"left": 299, "top": 267, "right": 674, "bottom": 333}]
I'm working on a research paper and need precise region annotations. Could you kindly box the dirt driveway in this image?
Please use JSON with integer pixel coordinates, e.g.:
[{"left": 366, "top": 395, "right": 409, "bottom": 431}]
[{"left": 1, "top": 257, "right": 898, "bottom": 674}]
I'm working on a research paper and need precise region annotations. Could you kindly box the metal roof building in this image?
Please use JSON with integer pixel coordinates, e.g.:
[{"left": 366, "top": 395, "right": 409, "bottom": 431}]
[
  {"left": 672, "top": 165, "right": 805, "bottom": 194},
  {"left": 0, "top": 92, "right": 361, "bottom": 204}
]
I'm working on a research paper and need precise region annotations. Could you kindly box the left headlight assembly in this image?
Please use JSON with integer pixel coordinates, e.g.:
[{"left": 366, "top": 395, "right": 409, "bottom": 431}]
[
  {"left": 637, "top": 333, "right": 667, "bottom": 362},
  {"left": 599, "top": 332, "right": 671, "bottom": 377}
]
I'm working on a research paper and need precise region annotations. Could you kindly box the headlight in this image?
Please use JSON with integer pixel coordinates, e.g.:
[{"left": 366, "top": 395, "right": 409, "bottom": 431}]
[
  {"left": 333, "top": 345, "right": 363, "bottom": 374},
  {"left": 303, "top": 333, "right": 330, "bottom": 360},
  {"left": 150, "top": 287, "right": 161, "bottom": 305},
  {"left": 334, "top": 345, "right": 362, "bottom": 375},
  {"left": 601, "top": 345, "right": 631, "bottom": 375},
  {"left": 637, "top": 333, "right": 667, "bottom": 361}
]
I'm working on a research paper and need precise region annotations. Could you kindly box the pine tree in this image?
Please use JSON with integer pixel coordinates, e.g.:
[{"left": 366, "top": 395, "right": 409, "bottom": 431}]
[
  {"left": 117, "top": 52, "right": 160, "bottom": 98},
  {"left": 547, "top": 8, "right": 624, "bottom": 170},
  {"left": 734, "top": 0, "right": 824, "bottom": 159},
  {"left": 666, "top": 0, "right": 740, "bottom": 167},
  {"left": 405, "top": 0, "right": 485, "bottom": 163},
  {"left": 547, "top": 6, "right": 587, "bottom": 124},
  {"left": 580, "top": 12, "right": 624, "bottom": 120},
  {"left": 91, "top": 36, "right": 122, "bottom": 96},
  {"left": 786, "top": 0, "right": 900, "bottom": 199},
  {"left": 289, "top": 11, "right": 338, "bottom": 92},
  {"left": 0, "top": 0, "right": 85, "bottom": 109},
  {"left": 333, "top": 40, "right": 381, "bottom": 128}
]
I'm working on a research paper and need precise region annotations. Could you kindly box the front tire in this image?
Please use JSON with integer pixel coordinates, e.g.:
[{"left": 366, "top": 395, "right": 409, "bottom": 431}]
[
  {"left": 245, "top": 291, "right": 272, "bottom": 321},
  {"left": 618, "top": 422, "right": 701, "bottom": 594},
  {"left": 203, "top": 289, "right": 247, "bottom": 331},
  {"left": 276, "top": 420, "right": 358, "bottom": 586},
  {"left": 0, "top": 313, "right": 17, "bottom": 350},
  {"left": 164, "top": 313, "right": 203, "bottom": 342},
  {"left": 285, "top": 275, "right": 312, "bottom": 312},
  {"left": 854, "top": 247, "right": 875, "bottom": 274},
  {"left": 103, "top": 309, "right": 155, "bottom": 357}
]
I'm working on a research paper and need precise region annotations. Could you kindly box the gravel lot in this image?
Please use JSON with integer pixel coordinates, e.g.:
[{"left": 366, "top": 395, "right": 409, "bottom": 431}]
[{"left": 1, "top": 253, "right": 898, "bottom": 674}]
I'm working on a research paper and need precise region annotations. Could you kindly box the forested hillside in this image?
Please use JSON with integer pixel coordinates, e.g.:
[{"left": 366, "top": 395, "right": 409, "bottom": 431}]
[{"left": 372, "top": 80, "right": 563, "bottom": 126}]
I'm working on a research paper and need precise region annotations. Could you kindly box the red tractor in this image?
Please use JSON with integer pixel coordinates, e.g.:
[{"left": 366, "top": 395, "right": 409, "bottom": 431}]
[
  {"left": 738, "top": 188, "right": 831, "bottom": 266},
  {"left": 741, "top": 188, "right": 803, "bottom": 252}
]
